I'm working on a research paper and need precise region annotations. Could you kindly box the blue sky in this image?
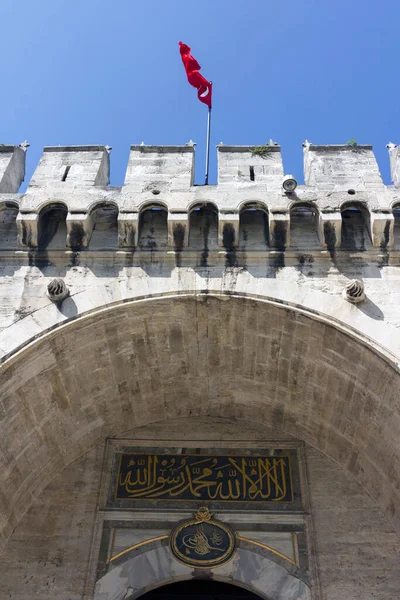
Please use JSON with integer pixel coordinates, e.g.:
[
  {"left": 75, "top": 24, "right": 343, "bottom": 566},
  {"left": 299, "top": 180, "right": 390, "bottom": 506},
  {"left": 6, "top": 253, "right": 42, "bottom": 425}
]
[{"left": 1, "top": 0, "right": 399, "bottom": 187}]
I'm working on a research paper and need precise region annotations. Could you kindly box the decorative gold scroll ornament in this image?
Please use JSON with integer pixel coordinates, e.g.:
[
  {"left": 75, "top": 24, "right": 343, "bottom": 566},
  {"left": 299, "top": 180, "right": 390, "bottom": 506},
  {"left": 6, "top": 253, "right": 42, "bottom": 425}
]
[{"left": 169, "top": 507, "right": 236, "bottom": 568}]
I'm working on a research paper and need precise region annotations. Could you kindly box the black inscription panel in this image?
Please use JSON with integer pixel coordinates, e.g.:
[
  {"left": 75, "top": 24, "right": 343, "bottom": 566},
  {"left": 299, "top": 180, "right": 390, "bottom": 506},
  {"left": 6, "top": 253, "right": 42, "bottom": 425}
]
[{"left": 115, "top": 453, "right": 293, "bottom": 503}]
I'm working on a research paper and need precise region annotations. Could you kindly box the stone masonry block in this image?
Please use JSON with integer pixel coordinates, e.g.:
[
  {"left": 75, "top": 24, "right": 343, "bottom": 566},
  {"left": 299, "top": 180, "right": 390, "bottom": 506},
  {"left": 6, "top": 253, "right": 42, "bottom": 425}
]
[
  {"left": 218, "top": 212, "right": 240, "bottom": 248},
  {"left": 16, "top": 212, "right": 39, "bottom": 248},
  {"left": 27, "top": 146, "right": 110, "bottom": 189},
  {"left": 218, "top": 145, "right": 284, "bottom": 189},
  {"left": 303, "top": 144, "right": 383, "bottom": 191},
  {"left": 0, "top": 145, "right": 26, "bottom": 193},
  {"left": 118, "top": 212, "right": 139, "bottom": 248},
  {"left": 319, "top": 212, "right": 342, "bottom": 251},
  {"left": 371, "top": 212, "right": 394, "bottom": 248},
  {"left": 124, "top": 145, "right": 195, "bottom": 193},
  {"left": 269, "top": 212, "right": 290, "bottom": 249},
  {"left": 388, "top": 142, "right": 400, "bottom": 186},
  {"left": 167, "top": 212, "right": 189, "bottom": 249},
  {"left": 66, "top": 213, "right": 94, "bottom": 249}
]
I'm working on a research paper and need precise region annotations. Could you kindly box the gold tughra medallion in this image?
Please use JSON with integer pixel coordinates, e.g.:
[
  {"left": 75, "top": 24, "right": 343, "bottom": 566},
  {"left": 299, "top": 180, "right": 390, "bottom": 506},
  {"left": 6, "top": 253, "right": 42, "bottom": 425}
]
[{"left": 169, "top": 507, "right": 236, "bottom": 568}]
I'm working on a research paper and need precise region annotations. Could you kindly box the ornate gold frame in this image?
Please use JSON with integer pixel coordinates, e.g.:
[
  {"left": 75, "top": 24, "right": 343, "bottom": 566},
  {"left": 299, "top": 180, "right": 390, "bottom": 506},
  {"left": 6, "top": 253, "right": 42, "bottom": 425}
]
[{"left": 169, "top": 507, "right": 236, "bottom": 568}]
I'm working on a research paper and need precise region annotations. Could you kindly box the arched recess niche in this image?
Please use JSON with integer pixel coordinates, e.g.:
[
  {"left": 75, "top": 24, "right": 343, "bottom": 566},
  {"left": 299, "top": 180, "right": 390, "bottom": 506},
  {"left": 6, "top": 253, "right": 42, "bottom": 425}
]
[
  {"left": 138, "top": 203, "right": 168, "bottom": 249},
  {"left": 341, "top": 202, "right": 372, "bottom": 250},
  {"left": 189, "top": 202, "right": 218, "bottom": 249},
  {"left": 37, "top": 202, "right": 68, "bottom": 249},
  {"left": 89, "top": 202, "right": 119, "bottom": 249},
  {"left": 239, "top": 202, "right": 269, "bottom": 249},
  {"left": 0, "top": 293, "right": 399, "bottom": 552},
  {"left": 0, "top": 203, "right": 18, "bottom": 249},
  {"left": 289, "top": 203, "right": 319, "bottom": 248}
]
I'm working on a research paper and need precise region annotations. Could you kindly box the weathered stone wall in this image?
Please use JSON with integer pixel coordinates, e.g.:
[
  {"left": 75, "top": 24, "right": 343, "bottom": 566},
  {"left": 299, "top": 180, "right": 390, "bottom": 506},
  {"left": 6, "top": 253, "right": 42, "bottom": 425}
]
[
  {"left": 307, "top": 447, "right": 400, "bottom": 600},
  {"left": 1, "top": 419, "right": 399, "bottom": 600},
  {"left": 0, "top": 445, "right": 103, "bottom": 600},
  {"left": 0, "top": 140, "right": 399, "bottom": 597},
  {"left": 1, "top": 295, "right": 400, "bottom": 548}
]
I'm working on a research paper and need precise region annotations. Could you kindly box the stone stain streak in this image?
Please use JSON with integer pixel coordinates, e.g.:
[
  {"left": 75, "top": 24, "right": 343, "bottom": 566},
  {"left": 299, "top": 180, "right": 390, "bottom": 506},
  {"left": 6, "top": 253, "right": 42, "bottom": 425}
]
[
  {"left": 273, "top": 220, "right": 287, "bottom": 252},
  {"left": 222, "top": 223, "right": 237, "bottom": 268},
  {"left": 68, "top": 222, "right": 85, "bottom": 252},
  {"left": 323, "top": 221, "right": 336, "bottom": 258},
  {"left": 263, "top": 213, "right": 270, "bottom": 246},
  {"left": 377, "top": 219, "right": 391, "bottom": 268},
  {"left": 173, "top": 223, "right": 185, "bottom": 267},
  {"left": 380, "top": 219, "right": 391, "bottom": 251},
  {"left": 200, "top": 216, "right": 210, "bottom": 267},
  {"left": 297, "top": 254, "right": 315, "bottom": 278},
  {"left": 126, "top": 226, "right": 135, "bottom": 248},
  {"left": 20, "top": 220, "right": 32, "bottom": 248}
]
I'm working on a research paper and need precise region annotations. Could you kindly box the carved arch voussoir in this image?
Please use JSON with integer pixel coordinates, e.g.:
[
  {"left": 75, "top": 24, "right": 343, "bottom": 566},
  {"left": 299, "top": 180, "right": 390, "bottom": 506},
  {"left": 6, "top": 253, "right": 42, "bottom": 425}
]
[{"left": 94, "top": 544, "right": 311, "bottom": 600}]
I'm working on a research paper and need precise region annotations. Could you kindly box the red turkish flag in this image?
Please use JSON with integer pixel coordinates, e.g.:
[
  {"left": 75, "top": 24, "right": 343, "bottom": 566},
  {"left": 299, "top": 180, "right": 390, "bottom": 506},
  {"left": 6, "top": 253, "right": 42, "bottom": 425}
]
[{"left": 179, "top": 42, "right": 212, "bottom": 109}]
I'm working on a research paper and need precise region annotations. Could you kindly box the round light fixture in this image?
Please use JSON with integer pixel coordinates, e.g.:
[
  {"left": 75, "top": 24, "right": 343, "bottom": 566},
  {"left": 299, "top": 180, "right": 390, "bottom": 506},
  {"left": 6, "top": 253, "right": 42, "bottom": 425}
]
[{"left": 282, "top": 174, "right": 297, "bottom": 192}]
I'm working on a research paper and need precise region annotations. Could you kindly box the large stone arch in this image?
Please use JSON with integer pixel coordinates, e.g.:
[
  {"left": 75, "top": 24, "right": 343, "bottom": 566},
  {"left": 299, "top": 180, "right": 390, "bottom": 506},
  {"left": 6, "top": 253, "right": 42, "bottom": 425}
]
[
  {"left": 0, "top": 292, "right": 399, "bottom": 553},
  {"left": 94, "top": 541, "right": 310, "bottom": 600}
]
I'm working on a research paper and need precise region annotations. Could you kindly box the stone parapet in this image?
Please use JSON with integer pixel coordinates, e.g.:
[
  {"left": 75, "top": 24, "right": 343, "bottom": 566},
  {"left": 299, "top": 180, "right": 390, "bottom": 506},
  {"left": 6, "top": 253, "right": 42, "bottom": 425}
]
[{"left": 0, "top": 142, "right": 399, "bottom": 253}]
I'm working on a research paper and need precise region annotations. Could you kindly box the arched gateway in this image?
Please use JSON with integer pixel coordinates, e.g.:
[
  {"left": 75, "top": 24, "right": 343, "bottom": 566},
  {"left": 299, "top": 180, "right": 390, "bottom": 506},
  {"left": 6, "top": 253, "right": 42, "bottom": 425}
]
[
  {"left": 95, "top": 543, "right": 309, "bottom": 600},
  {"left": 0, "top": 141, "right": 400, "bottom": 599},
  {"left": 138, "top": 580, "right": 268, "bottom": 600},
  {"left": 138, "top": 580, "right": 265, "bottom": 600},
  {"left": 1, "top": 292, "right": 400, "bottom": 600}
]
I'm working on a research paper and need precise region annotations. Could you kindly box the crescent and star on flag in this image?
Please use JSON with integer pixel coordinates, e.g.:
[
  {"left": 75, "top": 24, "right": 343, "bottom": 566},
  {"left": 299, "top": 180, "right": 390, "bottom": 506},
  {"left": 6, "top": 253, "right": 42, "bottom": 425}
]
[{"left": 179, "top": 42, "right": 212, "bottom": 109}]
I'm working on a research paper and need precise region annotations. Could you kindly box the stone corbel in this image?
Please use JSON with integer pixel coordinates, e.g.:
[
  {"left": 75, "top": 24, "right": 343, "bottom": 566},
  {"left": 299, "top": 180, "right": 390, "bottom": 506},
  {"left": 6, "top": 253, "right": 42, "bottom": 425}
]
[
  {"left": 66, "top": 213, "right": 93, "bottom": 250},
  {"left": 319, "top": 212, "right": 342, "bottom": 251},
  {"left": 269, "top": 212, "right": 290, "bottom": 249},
  {"left": 370, "top": 212, "right": 394, "bottom": 249},
  {"left": 167, "top": 212, "right": 189, "bottom": 249},
  {"left": 17, "top": 212, "right": 39, "bottom": 248},
  {"left": 118, "top": 212, "right": 139, "bottom": 248},
  {"left": 218, "top": 212, "right": 240, "bottom": 248}
]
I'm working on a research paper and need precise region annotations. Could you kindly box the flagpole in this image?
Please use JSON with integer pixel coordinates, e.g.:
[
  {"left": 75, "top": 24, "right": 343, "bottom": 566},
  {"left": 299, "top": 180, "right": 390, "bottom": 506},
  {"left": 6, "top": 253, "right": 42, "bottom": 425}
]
[{"left": 205, "top": 105, "right": 211, "bottom": 185}]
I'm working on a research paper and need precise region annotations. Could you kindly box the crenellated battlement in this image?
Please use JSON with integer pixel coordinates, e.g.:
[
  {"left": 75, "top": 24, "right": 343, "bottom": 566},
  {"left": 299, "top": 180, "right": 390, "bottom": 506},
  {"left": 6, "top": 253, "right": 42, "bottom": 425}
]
[
  {"left": 0, "top": 143, "right": 27, "bottom": 193},
  {"left": 124, "top": 144, "right": 195, "bottom": 193},
  {"left": 0, "top": 141, "right": 400, "bottom": 257},
  {"left": 27, "top": 145, "right": 110, "bottom": 190},
  {"left": 303, "top": 143, "right": 385, "bottom": 191},
  {"left": 217, "top": 142, "right": 284, "bottom": 189}
]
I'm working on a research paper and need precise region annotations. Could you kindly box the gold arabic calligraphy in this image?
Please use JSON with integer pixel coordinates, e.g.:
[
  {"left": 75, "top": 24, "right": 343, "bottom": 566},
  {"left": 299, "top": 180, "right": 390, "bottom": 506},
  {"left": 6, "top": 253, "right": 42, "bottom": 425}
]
[
  {"left": 182, "top": 525, "right": 224, "bottom": 556},
  {"left": 116, "top": 454, "right": 292, "bottom": 502}
]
